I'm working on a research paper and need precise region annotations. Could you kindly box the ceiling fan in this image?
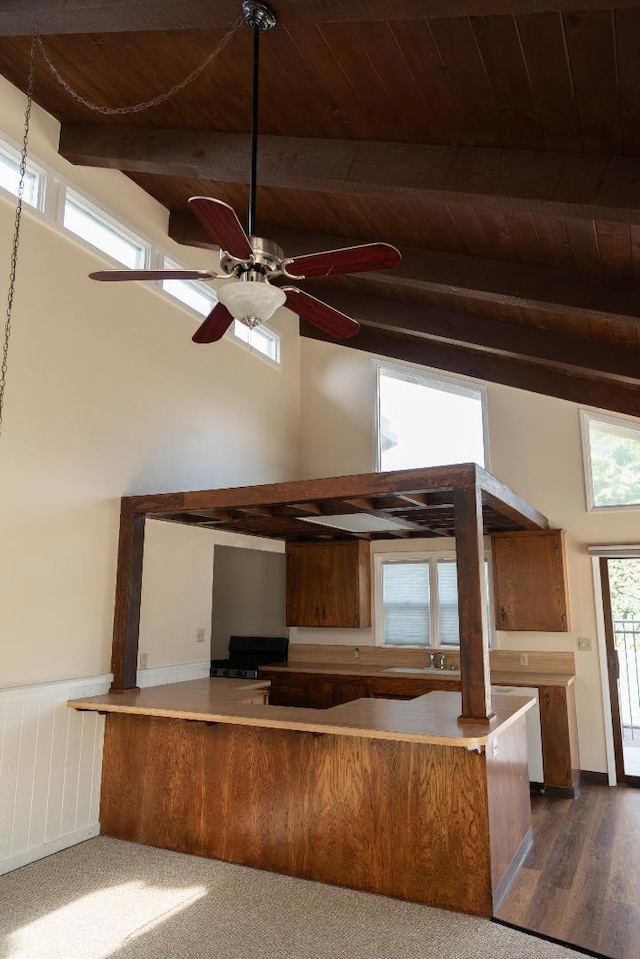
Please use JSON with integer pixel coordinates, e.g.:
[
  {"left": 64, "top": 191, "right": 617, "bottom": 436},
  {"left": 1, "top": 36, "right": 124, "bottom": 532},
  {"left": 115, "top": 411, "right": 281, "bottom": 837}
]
[{"left": 89, "top": 1, "right": 402, "bottom": 344}]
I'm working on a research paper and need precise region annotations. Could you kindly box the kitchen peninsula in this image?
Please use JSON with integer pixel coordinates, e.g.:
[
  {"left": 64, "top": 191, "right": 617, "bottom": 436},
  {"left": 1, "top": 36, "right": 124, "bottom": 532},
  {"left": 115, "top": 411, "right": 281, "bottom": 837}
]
[
  {"left": 70, "top": 676, "right": 534, "bottom": 916},
  {"left": 71, "top": 464, "right": 556, "bottom": 917}
]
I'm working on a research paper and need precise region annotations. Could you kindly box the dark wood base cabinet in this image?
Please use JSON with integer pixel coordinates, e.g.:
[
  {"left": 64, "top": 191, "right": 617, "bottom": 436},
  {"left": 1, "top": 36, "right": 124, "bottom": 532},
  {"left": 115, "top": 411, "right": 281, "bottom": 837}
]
[
  {"left": 100, "top": 712, "right": 531, "bottom": 918},
  {"left": 261, "top": 669, "right": 461, "bottom": 709}
]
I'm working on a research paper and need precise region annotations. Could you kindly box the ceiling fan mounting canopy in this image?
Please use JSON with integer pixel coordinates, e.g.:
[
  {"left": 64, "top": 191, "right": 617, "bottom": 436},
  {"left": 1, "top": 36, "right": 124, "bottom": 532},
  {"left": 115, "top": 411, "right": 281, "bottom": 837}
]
[
  {"left": 88, "top": 2, "right": 403, "bottom": 345},
  {"left": 242, "top": 0, "right": 277, "bottom": 32}
]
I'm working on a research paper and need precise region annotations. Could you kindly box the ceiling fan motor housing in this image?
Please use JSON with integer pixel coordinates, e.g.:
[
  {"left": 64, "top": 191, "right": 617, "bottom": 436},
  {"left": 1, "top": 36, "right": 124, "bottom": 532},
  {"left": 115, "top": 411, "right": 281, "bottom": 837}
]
[{"left": 219, "top": 236, "right": 285, "bottom": 280}]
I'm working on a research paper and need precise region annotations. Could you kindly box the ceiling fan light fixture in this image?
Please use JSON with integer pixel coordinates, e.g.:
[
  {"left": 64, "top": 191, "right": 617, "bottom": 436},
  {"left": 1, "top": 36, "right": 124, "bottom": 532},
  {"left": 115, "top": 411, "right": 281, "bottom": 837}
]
[{"left": 217, "top": 279, "right": 286, "bottom": 326}]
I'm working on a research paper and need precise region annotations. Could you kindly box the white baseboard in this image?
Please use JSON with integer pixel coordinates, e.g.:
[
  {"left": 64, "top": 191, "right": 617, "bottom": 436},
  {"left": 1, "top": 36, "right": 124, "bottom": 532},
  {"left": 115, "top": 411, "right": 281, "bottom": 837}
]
[{"left": 0, "top": 824, "right": 100, "bottom": 876}]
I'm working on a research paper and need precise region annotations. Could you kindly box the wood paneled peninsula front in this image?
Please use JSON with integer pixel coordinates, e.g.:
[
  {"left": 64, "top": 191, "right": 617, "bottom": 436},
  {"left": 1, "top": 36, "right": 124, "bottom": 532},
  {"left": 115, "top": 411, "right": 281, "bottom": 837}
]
[
  {"left": 261, "top": 648, "right": 580, "bottom": 796},
  {"left": 70, "top": 678, "right": 534, "bottom": 917}
]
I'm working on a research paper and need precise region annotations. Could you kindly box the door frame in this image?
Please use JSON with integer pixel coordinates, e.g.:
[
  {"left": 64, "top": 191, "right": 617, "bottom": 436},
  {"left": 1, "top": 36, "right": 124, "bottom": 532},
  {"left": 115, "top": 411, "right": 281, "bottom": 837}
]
[{"left": 592, "top": 552, "right": 640, "bottom": 786}]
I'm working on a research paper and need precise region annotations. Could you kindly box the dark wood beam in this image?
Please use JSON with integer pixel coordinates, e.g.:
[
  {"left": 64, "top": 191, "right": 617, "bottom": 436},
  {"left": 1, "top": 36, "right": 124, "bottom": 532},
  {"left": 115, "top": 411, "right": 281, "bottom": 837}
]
[
  {"left": 5, "top": 1, "right": 640, "bottom": 35},
  {"left": 300, "top": 321, "right": 640, "bottom": 418},
  {"left": 110, "top": 503, "right": 145, "bottom": 692},
  {"left": 455, "top": 481, "right": 494, "bottom": 723},
  {"left": 60, "top": 126, "right": 640, "bottom": 226},
  {"left": 169, "top": 212, "right": 640, "bottom": 329},
  {"left": 302, "top": 285, "right": 640, "bottom": 382}
]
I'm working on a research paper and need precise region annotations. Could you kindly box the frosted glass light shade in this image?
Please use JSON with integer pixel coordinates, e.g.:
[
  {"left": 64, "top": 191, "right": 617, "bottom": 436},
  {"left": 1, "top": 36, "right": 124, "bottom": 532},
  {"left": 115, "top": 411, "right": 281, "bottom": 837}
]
[{"left": 217, "top": 280, "right": 286, "bottom": 323}]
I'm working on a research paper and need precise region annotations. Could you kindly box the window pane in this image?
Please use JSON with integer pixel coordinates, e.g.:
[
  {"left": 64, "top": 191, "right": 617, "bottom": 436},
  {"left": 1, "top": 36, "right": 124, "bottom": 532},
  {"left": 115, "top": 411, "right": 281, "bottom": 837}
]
[
  {"left": 233, "top": 320, "right": 280, "bottom": 362},
  {"left": 382, "top": 562, "right": 430, "bottom": 646},
  {"left": 437, "top": 561, "right": 460, "bottom": 646},
  {"left": 0, "top": 151, "right": 39, "bottom": 206},
  {"left": 64, "top": 196, "right": 145, "bottom": 268},
  {"left": 587, "top": 416, "right": 640, "bottom": 507},
  {"left": 378, "top": 369, "right": 485, "bottom": 471},
  {"left": 162, "top": 260, "right": 216, "bottom": 316}
]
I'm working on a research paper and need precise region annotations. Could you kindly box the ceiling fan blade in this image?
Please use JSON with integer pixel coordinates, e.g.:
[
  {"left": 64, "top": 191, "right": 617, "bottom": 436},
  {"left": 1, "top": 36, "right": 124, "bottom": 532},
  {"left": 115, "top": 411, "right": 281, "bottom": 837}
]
[
  {"left": 283, "top": 287, "right": 360, "bottom": 339},
  {"left": 192, "top": 302, "right": 235, "bottom": 344},
  {"left": 286, "top": 242, "right": 401, "bottom": 279},
  {"left": 188, "top": 197, "right": 253, "bottom": 261},
  {"left": 90, "top": 269, "right": 216, "bottom": 282}
]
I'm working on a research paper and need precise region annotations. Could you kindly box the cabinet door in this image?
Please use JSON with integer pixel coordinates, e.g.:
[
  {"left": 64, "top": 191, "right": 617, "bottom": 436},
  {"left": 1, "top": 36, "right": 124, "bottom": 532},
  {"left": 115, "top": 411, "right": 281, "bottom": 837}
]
[
  {"left": 367, "top": 676, "right": 461, "bottom": 699},
  {"left": 491, "top": 530, "right": 571, "bottom": 632},
  {"left": 305, "top": 675, "right": 369, "bottom": 709},
  {"left": 260, "top": 670, "right": 308, "bottom": 707},
  {"left": 286, "top": 541, "right": 371, "bottom": 628}
]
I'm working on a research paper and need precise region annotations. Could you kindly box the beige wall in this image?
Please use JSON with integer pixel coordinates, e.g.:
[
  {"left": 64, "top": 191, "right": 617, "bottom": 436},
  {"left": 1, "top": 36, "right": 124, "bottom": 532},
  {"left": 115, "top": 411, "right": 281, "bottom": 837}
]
[
  {"left": 298, "top": 338, "right": 640, "bottom": 773},
  {"left": 0, "top": 78, "right": 300, "bottom": 687}
]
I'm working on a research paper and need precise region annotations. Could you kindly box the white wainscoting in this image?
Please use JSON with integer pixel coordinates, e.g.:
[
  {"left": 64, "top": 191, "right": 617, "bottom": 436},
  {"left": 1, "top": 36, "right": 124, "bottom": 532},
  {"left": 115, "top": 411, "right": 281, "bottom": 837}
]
[
  {"left": 0, "top": 661, "right": 210, "bottom": 876},
  {"left": 136, "top": 660, "right": 210, "bottom": 688},
  {"left": 0, "top": 674, "right": 110, "bottom": 877}
]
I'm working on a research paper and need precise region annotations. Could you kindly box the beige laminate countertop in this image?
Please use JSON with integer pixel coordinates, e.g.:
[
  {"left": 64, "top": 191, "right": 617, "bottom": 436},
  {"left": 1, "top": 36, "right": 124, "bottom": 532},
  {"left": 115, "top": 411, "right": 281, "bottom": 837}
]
[
  {"left": 260, "top": 661, "right": 575, "bottom": 687},
  {"left": 68, "top": 677, "right": 534, "bottom": 749}
]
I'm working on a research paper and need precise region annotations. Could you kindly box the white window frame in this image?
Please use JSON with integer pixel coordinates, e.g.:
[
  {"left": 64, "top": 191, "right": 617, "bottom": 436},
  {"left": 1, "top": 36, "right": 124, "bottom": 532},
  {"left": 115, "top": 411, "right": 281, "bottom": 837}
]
[
  {"left": 580, "top": 409, "right": 640, "bottom": 512},
  {"left": 230, "top": 319, "right": 282, "bottom": 367},
  {"left": 374, "top": 550, "right": 494, "bottom": 649},
  {"left": 60, "top": 186, "right": 149, "bottom": 269},
  {"left": 374, "top": 360, "right": 489, "bottom": 472},
  {"left": 0, "top": 139, "right": 45, "bottom": 210},
  {"left": 161, "top": 255, "right": 218, "bottom": 316},
  {"left": 0, "top": 126, "right": 283, "bottom": 368}
]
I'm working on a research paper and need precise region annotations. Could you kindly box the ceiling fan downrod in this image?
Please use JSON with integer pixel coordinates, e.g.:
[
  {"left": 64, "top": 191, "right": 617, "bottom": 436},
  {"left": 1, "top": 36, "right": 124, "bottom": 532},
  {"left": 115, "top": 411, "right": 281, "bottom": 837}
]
[{"left": 242, "top": 0, "right": 276, "bottom": 239}]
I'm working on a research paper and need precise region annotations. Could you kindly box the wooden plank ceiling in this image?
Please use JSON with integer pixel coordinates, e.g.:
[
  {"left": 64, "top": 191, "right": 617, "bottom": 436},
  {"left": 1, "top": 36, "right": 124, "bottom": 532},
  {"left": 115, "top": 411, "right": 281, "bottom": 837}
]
[{"left": 1, "top": 0, "right": 640, "bottom": 414}]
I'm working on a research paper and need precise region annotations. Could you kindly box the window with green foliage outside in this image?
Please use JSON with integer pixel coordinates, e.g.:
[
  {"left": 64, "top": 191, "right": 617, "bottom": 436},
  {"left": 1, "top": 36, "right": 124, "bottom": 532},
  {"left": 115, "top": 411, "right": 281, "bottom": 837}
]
[{"left": 582, "top": 411, "right": 640, "bottom": 509}]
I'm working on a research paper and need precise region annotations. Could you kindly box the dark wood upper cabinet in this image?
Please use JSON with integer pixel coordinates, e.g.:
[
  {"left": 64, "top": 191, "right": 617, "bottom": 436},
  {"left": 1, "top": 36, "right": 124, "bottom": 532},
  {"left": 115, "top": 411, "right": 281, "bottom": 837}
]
[
  {"left": 286, "top": 540, "right": 371, "bottom": 628},
  {"left": 491, "top": 529, "right": 571, "bottom": 632}
]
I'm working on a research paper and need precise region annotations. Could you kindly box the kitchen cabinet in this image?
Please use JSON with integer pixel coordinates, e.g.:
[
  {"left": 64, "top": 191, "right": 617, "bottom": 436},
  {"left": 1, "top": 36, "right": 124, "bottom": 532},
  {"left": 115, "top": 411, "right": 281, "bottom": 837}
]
[
  {"left": 305, "top": 675, "right": 369, "bottom": 708},
  {"left": 491, "top": 529, "right": 571, "bottom": 631},
  {"left": 367, "top": 675, "right": 460, "bottom": 699},
  {"left": 261, "top": 669, "right": 369, "bottom": 709},
  {"left": 538, "top": 683, "right": 581, "bottom": 794},
  {"left": 261, "top": 668, "right": 459, "bottom": 708},
  {"left": 285, "top": 540, "right": 371, "bottom": 628}
]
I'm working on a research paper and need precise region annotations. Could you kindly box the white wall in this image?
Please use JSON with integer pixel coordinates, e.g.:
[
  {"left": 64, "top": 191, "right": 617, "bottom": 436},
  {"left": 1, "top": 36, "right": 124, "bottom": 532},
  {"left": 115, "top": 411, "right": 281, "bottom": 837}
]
[
  {"left": 0, "top": 76, "right": 300, "bottom": 690},
  {"left": 298, "top": 338, "right": 640, "bottom": 773}
]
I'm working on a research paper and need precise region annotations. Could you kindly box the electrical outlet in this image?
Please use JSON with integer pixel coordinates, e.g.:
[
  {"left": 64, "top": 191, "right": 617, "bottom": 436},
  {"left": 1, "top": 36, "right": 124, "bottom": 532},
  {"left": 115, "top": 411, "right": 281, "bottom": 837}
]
[
  {"left": 139, "top": 652, "right": 148, "bottom": 669},
  {"left": 519, "top": 652, "right": 528, "bottom": 666},
  {"left": 196, "top": 628, "right": 206, "bottom": 644},
  {"left": 578, "top": 637, "right": 592, "bottom": 651}
]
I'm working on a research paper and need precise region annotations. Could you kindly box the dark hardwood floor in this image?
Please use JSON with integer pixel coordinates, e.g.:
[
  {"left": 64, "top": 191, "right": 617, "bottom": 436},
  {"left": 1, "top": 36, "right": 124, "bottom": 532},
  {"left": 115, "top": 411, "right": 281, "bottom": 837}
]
[{"left": 498, "top": 783, "right": 640, "bottom": 959}]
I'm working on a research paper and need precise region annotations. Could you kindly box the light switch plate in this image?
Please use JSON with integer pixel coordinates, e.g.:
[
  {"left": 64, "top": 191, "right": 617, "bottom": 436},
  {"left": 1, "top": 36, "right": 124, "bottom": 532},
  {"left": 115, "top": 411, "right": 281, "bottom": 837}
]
[{"left": 578, "top": 637, "right": 592, "bottom": 651}]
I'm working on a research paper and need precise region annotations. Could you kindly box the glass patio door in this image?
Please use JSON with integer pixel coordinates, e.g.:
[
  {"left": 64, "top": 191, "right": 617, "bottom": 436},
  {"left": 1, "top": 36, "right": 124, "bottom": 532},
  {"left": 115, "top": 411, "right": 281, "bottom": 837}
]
[{"left": 600, "top": 556, "right": 640, "bottom": 785}]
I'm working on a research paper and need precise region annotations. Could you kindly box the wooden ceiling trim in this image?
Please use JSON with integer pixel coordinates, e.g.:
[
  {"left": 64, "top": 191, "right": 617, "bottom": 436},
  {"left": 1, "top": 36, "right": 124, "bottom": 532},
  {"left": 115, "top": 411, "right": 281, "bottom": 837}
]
[
  {"left": 58, "top": 126, "right": 640, "bottom": 226},
  {"left": 4, "top": 1, "right": 640, "bottom": 37},
  {"left": 300, "top": 320, "right": 640, "bottom": 418},
  {"left": 304, "top": 285, "right": 640, "bottom": 381}
]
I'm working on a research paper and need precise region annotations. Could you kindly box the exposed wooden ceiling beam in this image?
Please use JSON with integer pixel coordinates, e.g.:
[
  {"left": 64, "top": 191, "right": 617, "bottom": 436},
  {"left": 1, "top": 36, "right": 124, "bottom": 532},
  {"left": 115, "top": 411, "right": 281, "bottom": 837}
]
[
  {"left": 169, "top": 213, "right": 640, "bottom": 328},
  {"left": 302, "top": 284, "right": 640, "bottom": 382},
  {"left": 300, "top": 321, "right": 640, "bottom": 418},
  {"left": 5, "top": 1, "right": 640, "bottom": 35},
  {"left": 60, "top": 125, "right": 640, "bottom": 225}
]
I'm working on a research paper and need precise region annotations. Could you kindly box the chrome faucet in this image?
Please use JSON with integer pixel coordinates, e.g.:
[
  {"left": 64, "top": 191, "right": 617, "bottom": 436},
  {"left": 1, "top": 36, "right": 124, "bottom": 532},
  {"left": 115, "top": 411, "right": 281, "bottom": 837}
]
[
  {"left": 429, "top": 650, "right": 436, "bottom": 668},
  {"left": 438, "top": 652, "right": 446, "bottom": 670}
]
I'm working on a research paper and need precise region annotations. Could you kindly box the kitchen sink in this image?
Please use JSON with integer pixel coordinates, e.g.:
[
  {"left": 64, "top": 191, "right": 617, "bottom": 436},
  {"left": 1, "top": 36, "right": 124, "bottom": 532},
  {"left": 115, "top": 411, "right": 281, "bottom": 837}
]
[{"left": 383, "top": 666, "right": 461, "bottom": 676}]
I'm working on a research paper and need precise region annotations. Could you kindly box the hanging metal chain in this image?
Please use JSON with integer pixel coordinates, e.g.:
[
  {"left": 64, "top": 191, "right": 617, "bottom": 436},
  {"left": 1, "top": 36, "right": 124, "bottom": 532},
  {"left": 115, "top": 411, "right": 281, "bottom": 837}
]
[
  {"left": 0, "top": 34, "right": 37, "bottom": 440},
  {"left": 36, "top": 18, "right": 242, "bottom": 116}
]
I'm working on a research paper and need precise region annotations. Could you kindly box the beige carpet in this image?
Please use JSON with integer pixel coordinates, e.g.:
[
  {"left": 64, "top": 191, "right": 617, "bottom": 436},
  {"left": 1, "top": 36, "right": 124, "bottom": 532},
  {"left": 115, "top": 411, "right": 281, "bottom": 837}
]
[{"left": 0, "top": 837, "right": 588, "bottom": 959}]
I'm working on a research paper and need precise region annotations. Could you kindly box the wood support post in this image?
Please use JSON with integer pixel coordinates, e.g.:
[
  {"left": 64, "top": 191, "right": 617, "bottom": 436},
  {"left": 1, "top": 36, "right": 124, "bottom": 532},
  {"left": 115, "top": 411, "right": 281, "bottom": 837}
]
[
  {"left": 110, "top": 502, "right": 145, "bottom": 691},
  {"left": 455, "top": 483, "right": 494, "bottom": 723}
]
